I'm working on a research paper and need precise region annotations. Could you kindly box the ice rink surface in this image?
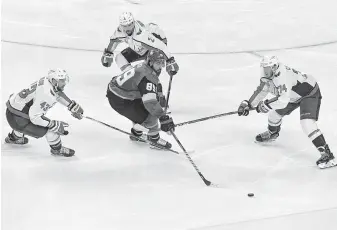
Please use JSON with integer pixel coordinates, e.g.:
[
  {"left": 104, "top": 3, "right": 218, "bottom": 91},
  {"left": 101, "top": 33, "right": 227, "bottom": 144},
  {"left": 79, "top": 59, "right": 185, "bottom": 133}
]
[{"left": 1, "top": 0, "right": 337, "bottom": 229}]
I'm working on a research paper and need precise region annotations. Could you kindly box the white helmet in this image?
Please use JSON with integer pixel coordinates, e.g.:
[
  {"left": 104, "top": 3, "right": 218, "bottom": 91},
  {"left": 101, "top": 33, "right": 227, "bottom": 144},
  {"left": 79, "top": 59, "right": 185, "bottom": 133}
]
[
  {"left": 119, "top": 12, "right": 135, "bottom": 36},
  {"left": 47, "top": 68, "right": 69, "bottom": 92},
  {"left": 260, "top": 56, "right": 280, "bottom": 79}
]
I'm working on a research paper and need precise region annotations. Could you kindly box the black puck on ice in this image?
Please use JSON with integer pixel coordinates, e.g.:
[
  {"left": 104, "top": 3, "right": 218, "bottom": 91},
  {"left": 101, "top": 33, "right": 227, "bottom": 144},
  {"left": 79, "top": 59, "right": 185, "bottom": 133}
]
[{"left": 248, "top": 193, "right": 254, "bottom": 197}]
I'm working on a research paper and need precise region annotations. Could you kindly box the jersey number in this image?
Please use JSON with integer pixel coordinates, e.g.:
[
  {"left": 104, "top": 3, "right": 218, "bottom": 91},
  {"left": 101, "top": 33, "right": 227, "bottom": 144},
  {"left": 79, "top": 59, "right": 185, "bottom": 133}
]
[
  {"left": 116, "top": 68, "right": 135, "bottom": 86},
  {"left": 40, "top": 102, "right": 51, "bottom": 112},
  {"left": 19, "top": 78, "right": 44, "bottom": 99},
  {"left": 146, "top": 83, "right": 157, "bottom": 93},
  {"left": 276, "top": 84, "right": 287, "bottom": 94}
]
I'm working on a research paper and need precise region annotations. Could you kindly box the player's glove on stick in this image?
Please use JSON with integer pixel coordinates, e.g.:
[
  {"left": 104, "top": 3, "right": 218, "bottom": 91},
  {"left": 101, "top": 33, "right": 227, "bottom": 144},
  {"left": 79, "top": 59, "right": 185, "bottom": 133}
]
[
  {"left": 159, "top": 115, "right": 175, "bottom": 132},
  {"left": 166, "top": 57, "right": 179, "bottom": 76},
  {"left": 238, "top": 100, "right": 251, "bottom": 116},
  {"left": 256, "top": 100, "right": 272, "bottom": 113},
  {"left": 48, "top": 120, "right": 69, "bottom": 135},
  {"left": 101, "top": 48, "right": 114, "bottom": 67},
  {"left": 68, "top": 100, "right": 84, "bottom": 119}
]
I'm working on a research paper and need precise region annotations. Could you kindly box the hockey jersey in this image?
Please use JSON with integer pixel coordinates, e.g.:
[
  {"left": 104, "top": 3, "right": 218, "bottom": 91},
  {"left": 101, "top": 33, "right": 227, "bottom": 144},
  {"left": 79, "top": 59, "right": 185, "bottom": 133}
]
[
  {"left": 7, "top": 77, "right": 68, "bottom": 127},
  {"left": 108, "top": 63, "right": 164, "bottom": 117},
  {"left": 249, "top": 63, "right": 318, "bottom": 110},
  {"left": 107, "top": 20, "right": 171, "bottom": 59}
]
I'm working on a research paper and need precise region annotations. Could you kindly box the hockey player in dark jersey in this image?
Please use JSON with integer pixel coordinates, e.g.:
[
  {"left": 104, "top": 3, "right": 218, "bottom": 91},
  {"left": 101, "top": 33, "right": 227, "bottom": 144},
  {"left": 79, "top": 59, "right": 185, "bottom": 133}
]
[
  {"left": 237, "top": 56, "right": 335, "bottom": 169},
  {"left": 101, "top": 12, "right": 179, "bottom": 108},
  {"left": 106, "top": 50, "right": 175, "bottom": 149}
]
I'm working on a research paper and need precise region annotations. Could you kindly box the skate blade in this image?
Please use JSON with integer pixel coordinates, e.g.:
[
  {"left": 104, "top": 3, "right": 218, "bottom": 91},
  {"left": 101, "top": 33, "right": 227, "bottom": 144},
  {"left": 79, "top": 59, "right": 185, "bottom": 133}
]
[
  {"left": 318, "top": 159, "right": 337, "bottom": 169},
  {"left": 254, "top": 139, "right": 276, "bottom": 144}
]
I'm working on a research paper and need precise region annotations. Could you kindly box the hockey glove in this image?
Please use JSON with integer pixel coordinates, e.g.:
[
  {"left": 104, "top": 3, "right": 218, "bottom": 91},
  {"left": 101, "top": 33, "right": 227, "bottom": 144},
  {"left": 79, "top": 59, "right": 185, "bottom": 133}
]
[
  {"left": 166, "top": 57, "right": 179, "bottom": 76},
  {"left": 68, "top": 100, "right": 84, "bottom": 120},
  {"left": 256, "top": 100, "right": 272, "bottom": 113},
  {"left": 238, "top": 100, "right": 251, "bottom": 116},
  {"left": 159, "top": 115, "right": 175, "bottom": 132},
  {"left": 101, "top": 48, "right": 114, "bottom": 67},
  {"left": 48, "top": 120, "right": 69, "bottom": 135}
]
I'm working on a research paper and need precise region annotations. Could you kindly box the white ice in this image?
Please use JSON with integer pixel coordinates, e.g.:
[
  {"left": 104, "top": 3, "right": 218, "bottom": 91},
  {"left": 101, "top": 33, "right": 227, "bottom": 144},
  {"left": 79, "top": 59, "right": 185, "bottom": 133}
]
[{"left": 1, "top": 0, "right": 337, "bottom": 229}]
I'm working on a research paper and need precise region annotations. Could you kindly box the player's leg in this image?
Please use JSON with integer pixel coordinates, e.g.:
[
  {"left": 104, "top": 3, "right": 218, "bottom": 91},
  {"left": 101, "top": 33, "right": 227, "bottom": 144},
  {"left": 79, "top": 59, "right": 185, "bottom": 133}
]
[
  {"left": 256, "top": 103, "right": 299, "bottom": 142},
  {"left": 5, "top": 109, "right": 74, "bottom": 156},
  {"left": 44, "top": 131, "right": 74, "bottom": 157},
  {"left": 115, "top": 47, "right": 147, "bottom": 71},
  {"left": 299, "top": 88, "right": 335, "bottom": 168},
  {"left": 5, "top": 109, "right": 29, "bottom": 144},
  {"left": 140, "top": 114, "right": 172, "bottom": 149},
  {"left": 128, "top": 98, "right": 172, "bottom": 148}
]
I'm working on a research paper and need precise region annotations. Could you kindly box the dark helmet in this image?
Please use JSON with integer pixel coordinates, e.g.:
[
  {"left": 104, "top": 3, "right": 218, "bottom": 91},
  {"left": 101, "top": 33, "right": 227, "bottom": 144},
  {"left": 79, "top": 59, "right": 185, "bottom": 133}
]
[{"left": 146, "top": 50, "right": 166, "bottom": 67}]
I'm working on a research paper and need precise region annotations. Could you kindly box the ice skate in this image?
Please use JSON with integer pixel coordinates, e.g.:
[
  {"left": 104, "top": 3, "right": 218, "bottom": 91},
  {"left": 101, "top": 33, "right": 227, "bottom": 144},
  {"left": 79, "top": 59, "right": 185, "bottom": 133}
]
[
  {"left": 148, "top": 133, "right": 172, "bottom": 149},
  {"left": 5, "top": 132, "right": 28, "bottom": 145},
  {"left": 50, "top": 146, "right": 75, "bottom": 157},
  {"left": 129, "top": 128, "right": 147, "bottom": 142},
  {"left": 316, "top": 145, "right": 336, "bottom": 169},
  {"left": 255, "top": 130, "right": 279, "bottom": 143}
]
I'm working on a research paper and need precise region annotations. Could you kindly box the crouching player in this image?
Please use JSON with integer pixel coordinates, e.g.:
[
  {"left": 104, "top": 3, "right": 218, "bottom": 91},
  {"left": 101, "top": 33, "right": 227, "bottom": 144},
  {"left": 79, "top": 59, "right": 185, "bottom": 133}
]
[
  {"left": 4, "top": 69, "right": 84, "bottom": 157},
  {"left": 238, "top": 56, "right": 335, "bottom": 169}
]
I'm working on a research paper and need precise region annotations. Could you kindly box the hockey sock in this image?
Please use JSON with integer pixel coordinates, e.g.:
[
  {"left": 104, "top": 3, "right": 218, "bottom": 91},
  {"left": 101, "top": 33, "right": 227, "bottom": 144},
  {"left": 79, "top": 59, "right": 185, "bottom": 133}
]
[
  {"left": 268, "top": 125, "right": 281, "bottom": 134},
  {"left": 50, "top": 141, "right": 62, "bottom": 150},
  {"left": 131, "top": 128, "right": 143, "bottom": 137},
  {"left": 148, "top": 133, "right": 160, "bottom": 142},
  {"left": 46, "top": 131, "right": 61, "bottom": 150},
  {"left": 311, "top": 133, "right": 326, "bottom": 150},
  {"left": 12, "top": 130, "right": 24, "bottom": 138}
]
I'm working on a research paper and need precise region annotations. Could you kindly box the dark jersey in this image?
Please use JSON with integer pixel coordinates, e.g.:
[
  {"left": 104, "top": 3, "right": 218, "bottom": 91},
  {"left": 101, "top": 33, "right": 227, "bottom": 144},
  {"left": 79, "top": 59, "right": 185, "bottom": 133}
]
[{"left": 108, "top": 63, "right": 164, "bottom": 117}]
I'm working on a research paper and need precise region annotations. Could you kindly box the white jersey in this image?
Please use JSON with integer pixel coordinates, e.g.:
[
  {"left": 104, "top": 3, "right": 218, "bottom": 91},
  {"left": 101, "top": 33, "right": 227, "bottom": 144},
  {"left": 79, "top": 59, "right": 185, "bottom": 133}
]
[
  {"left": 108, "top": 20, "right": 171, "bottom": 58},
  {"left": 8, "top": 77, "right": 66, "bottom": 127},
  {"left": 249, "top": 63, "right": 318, "bottom": 110}
]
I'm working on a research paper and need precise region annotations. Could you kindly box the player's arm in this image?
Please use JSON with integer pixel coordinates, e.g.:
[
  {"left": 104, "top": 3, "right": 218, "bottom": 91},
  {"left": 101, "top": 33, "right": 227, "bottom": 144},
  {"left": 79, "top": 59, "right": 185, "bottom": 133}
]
[
  {"left": 135, "top": 30, "right": 172, "bottom": 59},
  {"left": 248, "top": 80, "right": 269, "bottom": 107},
  {"left": 56, "top": 91, "right": 84, "bottom": 120},
  {"left": 138, "top": 77, "right": 165, "bottom": 118},
  {"left": 101, "top": 27, "right": 125, "bottom": 67},
  {"left": 146, "top": 22, "right": 167, "bottom": 45},
  {"left": 238, "top": 79, "right": 269, "bottom": 116}
]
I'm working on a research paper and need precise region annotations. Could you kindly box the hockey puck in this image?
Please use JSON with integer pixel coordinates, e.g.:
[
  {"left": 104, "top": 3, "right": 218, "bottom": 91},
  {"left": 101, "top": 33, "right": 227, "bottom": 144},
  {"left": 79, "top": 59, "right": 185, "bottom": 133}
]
[{"left": 248, "top": 193, "right": 254, "bottom": 197}]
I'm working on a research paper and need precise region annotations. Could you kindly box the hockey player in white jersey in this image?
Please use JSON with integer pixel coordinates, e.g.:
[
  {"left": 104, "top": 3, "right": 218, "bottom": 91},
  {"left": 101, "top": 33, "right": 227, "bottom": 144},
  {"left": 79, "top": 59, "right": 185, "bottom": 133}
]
[
  {"left": 4, "top": 69, "right": 84, "bottom": 157},
  {"left": 237, "top": 56, "right": 335, "bottom": 169},
  {"left": 101, "top": 12, "right": 179, "bottom": 107}
]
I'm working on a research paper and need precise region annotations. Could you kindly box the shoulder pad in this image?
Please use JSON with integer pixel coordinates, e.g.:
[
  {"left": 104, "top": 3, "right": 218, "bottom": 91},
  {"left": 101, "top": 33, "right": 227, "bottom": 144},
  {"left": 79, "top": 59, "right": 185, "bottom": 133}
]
[{"left": 137, "top": 20, "right": 145, "bottom": 27}]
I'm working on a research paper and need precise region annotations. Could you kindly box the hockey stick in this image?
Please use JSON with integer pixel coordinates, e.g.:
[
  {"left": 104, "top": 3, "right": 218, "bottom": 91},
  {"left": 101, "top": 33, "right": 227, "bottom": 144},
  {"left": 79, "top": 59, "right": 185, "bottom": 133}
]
[
  {"left": 175, "top": 108, "right": 255, "bottom": 127},
  {"left": 170, "top": 130, "right": 213, "bottom": 186},
  {"left": 85, "top": 116, "right": 181, "bottom": 154},
  {"left": 175, "top": 98, "right": 277, "bottom": 127},
  {"left": 164, "top": 73, "right": 173, "bottom": 114}
]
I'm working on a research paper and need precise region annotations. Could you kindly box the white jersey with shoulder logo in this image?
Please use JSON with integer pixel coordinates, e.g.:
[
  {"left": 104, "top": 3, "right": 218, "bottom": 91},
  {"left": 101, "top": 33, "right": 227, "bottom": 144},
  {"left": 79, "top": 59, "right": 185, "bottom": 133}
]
[
  {"left": 249, "top": 63, "right": 318, "bottom": 110},
  {"left": 109, "top": 21, "right": 172, "bottom": 58},
  {"left": 8, "top": 77, "right": 59, "bottom": 127}
]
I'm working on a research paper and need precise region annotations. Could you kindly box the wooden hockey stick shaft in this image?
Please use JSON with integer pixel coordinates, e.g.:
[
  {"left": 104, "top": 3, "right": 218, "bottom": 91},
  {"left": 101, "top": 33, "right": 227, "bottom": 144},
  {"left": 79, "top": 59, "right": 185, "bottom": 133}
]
[
  {"left": 170, "top": 131, "right": 212, "bottom": 186},
  {"left": 85, "top": 116, "right": 180, "bottom": 154},
  {"left": 164, "top": 74, "right": 173, "bottom": 114},
  {"left": 175, "top": 97, "right": 277, "bottom": 127}
]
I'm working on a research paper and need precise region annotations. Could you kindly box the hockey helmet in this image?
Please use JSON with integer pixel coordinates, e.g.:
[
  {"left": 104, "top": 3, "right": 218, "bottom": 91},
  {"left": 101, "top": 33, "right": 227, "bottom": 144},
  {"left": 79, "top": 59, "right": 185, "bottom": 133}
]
[
  {"left": 47, "top": 68, "right": 69, "bottom": 92},
  {"left": 260, "top": 56, "right": 280, "bottom": 79},
  {"left": 146, "top": 50, "right": 166, "bottom": 67},
  {"left": 119, "top": 12, "right": 135, "bottom": 36}
]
